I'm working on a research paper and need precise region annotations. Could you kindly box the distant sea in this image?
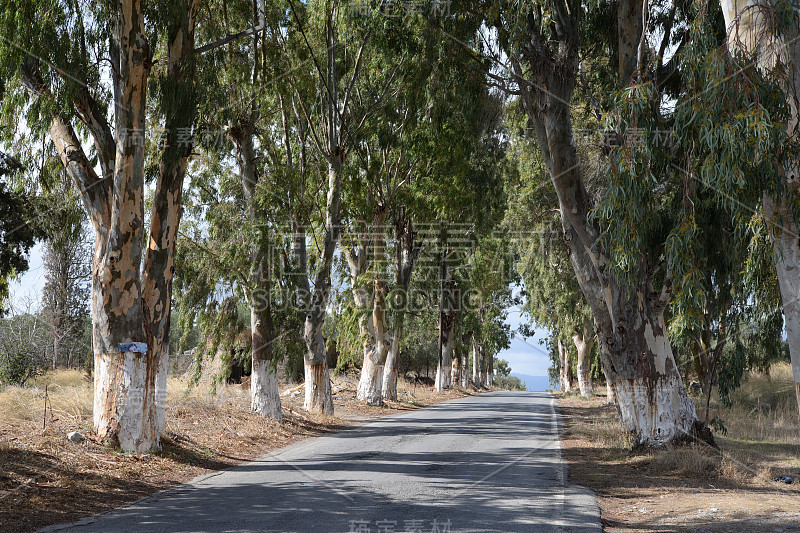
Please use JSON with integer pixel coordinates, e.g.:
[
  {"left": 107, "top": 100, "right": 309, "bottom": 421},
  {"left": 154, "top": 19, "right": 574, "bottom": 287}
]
[{"left": 510, "top": 373, "right": 552, "bottom": 392}]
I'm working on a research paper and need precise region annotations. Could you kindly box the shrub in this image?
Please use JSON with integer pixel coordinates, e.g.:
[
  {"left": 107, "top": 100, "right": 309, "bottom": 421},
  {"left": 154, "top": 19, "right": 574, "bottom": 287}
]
[{"left": 494, "top": 375, "right": 526, "bottom": 391}]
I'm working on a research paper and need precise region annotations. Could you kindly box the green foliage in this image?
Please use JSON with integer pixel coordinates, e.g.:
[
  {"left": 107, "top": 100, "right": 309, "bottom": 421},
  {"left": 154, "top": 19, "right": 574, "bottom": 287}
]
[
  {"left": 0, "top": 313, "right": 50, "bottom": 385},
  {"left": 0, "top": 154, "right": 41, "bottom": 312},
  {"left": 494, "top": 374, "right": 526, "bottom": 390},
  {"left": 494, "top": 358, "right": 512, "bottom": 377}
]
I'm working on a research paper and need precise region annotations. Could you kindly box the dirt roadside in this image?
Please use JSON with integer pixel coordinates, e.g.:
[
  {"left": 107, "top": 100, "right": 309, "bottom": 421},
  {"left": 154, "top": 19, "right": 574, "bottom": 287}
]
[{"left": 558, "top": 395, "right": 800, "bottom": 533}]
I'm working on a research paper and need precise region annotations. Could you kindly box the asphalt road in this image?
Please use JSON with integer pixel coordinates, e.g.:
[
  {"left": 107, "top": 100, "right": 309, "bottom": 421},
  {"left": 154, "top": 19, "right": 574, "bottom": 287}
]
[{"left": 41, "top": 391, "right": 601, "bottom": 533}]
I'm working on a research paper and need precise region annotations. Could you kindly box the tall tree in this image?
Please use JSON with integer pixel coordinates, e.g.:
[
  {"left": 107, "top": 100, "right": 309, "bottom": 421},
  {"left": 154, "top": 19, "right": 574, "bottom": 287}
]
[
  {"left": 489, "top": 0, "right": 710, "bottom": 446},
  {"left": 718, "top": 0, "right": 800, "bottom": 413},
  {"left": 0, "top": 0, "right": 201, "bottom": 451}
]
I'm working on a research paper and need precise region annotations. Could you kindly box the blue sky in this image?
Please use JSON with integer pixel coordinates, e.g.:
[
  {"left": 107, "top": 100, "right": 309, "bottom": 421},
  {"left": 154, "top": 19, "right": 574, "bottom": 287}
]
[{"left": 497, "top": 304, "right": 551, "bottom": 376}]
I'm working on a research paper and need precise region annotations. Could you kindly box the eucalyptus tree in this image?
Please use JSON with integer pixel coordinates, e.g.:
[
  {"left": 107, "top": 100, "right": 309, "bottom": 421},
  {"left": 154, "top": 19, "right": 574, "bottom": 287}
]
[
  {"left": 486, "top": 0, "right": 715, "bottom": 445},
  {"left": 715, "top": 0, "right": 800, "bottom": 412},
  {"left": 503, "top": 103, "right": 597, "bottom": 397},
  {"left": 0, "top": 0, "right": 201, "bottom": 451},
  {"left": 273, "top": 0, "right": 411, "bottom": 413},
  {"left": 191, "top": 0, "right": 291, "bottom": 419}
]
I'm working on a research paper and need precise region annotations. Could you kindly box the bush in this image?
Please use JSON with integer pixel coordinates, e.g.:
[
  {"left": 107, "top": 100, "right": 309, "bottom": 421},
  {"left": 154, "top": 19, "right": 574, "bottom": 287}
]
[
  {"left": 494, "top": 375, "right": 526, "bottom": 390},
  {"left": 0, "top": 313, "right": 50, "bottom": 386},
  {"left": 0, "top": 337, "right": 46, "bottom": 385}
]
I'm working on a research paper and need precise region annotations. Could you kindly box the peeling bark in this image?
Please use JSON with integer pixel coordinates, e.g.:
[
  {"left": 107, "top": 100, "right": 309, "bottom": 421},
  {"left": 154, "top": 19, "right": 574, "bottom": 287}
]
[
  {"left": 302, "top": 159, "right": 341, "bottom": 415},
  {"left": 350, "top": 209, "right": 391, "bottom": 406},
  {"left": 573, "top": 327, "right": 594, "bottom": 397},
  {"left": 37, "top": 0, "right": 201, "bottom": 452}
]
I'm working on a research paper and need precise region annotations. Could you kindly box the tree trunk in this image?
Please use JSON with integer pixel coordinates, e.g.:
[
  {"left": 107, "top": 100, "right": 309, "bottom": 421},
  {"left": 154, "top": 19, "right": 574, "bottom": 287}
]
[
  {"left": 603, "top": 368, "right": 616, "bottom": 405},
  {"left": 353, "top": 211, "right": 390, "bottom": 406},
  {"left": 460, "top": 351, "right": 469, "bottom": 387},
  {"left": 302, "top": 159, "right": 341, "bottom": 415},
  {"left": 472, "top": 335, "right": 481, "bottom": 386},
  {"left": 573, "top": 327, "right": 594, "bottom": 398},
  {"left": 435, "top": 324, "right": 454, "bottom": 391},
  {"left": 382, "top": 208, "right": 419, "bottom": 400},
  {"left": 382, "top": 334, "right": 400, "bottom": 401},
  {"left": 435, "top": 248, "right": 456, "bottom": 392},
  {"left": 483, "top": 349, "right": 493, "bottom": 388},
  {"left": 764, "top": 194, "right": 800, "bottom": 415},
  {"left": 435, "top": 302, "right": 455, "bottom": 392},
  {"left": 558, "top": 338, "right": 572, "bottom": 393},
  {"left": 618, "top": 0, "right": 644, "bottom": 82},
  {"left": 45, "top": 0, "right": 200, "bottom": 453},
  {"left": 229, "top": 114, "right": 282, "bottom": 421},
  {"left": 451, "top": 352, "right": 461, "bottom": 387},
  {"left": 251, "top": 306, "right": 281, "bottom": 419}
]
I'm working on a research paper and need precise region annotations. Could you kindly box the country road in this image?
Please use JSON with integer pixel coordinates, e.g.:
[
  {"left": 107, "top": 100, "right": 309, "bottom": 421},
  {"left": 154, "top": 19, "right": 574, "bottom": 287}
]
[{"left": 41, "top": 392, "right": 601, "bottom": 533}]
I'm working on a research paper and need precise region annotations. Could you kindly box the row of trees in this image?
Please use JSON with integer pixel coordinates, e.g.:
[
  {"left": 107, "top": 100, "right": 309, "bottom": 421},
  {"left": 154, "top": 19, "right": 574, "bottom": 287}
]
[
  {"left": 0, "top": 0, "right": 518, "bottom": 452},
  {"left": 2, "top": 0, "right": 800, "bottom": 452}
]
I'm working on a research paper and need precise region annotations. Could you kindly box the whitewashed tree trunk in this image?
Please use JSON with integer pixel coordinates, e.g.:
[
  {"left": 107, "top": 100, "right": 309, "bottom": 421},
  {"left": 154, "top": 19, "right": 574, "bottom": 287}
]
[
  {"left": 603, "top": 368, "right": 616, "bottom": 405},
  {"left": 483, "top": 350, "right": 493, "bottom": 388},
  {"left": 471, "top": 336, "right": 481, "bottom": 386},
  {"left": 302, "top": 158, "right": 341, "bottom": 415},
  {"left": 251, "top": 357, "right": 281, "bottom": 418},
  {"left": 229, "top": 114, "right": 282, "bottom": 421},
  {"left": 435, "top": 249, "right": 456, "bottom": 392},
  {"left": 381, "top": 209, "right": 419, "bottom": 401},
  {"left": 41, "top": 0, "right": 200, "bottom": 452},
  {"left": 573, "top": 327, "right": 594, "bottom": 398},
  {"left": 764, "top": 195, "right": 800, "bottom": 414},
  {"left": 558, "top": 338, "right": 573, "bottom": 393},
  {"left": 505, "top": 0, "right": 706, "bottom": 446},
  {"left": 382, "top": 337, "right": 399, "bottom": 400},
  {"left": 720, "top": 0, "right": 800, "bottom": 415},
  {"left": 348, "top": 217, "right": 391, "bottom": 406},
  {"left": 435, "top": 334, "right": 453, "bottom": 391}
]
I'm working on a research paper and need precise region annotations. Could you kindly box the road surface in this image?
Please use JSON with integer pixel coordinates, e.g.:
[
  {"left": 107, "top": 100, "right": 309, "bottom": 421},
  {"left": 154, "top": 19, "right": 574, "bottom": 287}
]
[{"left": 41, "top": 391, "right": 601, "bottom": 533}]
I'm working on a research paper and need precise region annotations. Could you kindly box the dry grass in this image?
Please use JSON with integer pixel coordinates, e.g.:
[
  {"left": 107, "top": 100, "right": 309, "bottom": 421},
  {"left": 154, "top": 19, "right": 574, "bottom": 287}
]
[
  {"left": 0, "top": 370, "right": 92, "bottom": 429},
  {"left": 712, "top": 363, "right": 799, "bottom": 445}
]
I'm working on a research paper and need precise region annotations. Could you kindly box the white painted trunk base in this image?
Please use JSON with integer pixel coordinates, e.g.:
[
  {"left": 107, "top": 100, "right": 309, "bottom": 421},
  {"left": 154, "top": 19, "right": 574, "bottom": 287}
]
[
  {"left": 94, "top": 350, "right": 167, "bottom": 453},
  {"left": 766, "top": 198, "right": 800, "bottom": 415},
  {"left": 251, "top": 358, "right": 282, "bottom": 421},
  {"left": 435, "top": 364, "right": 451, "bottom": 392},
  {"left": 472, "top": 345, "right": 480, "bottom": 386},
  {"left": 357, "top": 355, "right": 384, "bottom": 405},
  {"left": 303, "top": 362, "right": 333, "bottom": 415},
  {"left": 381, "top": 344, "right": 398, "bottom": 401},
  {"left": 604, "top": 372, "right": 616, "bottom": 405},
  {"left": 577, "top": 359, "right": 593, "bottom": 398},
  {"left": 610, "top": 374, "right": 697, "bottom": 446},
  {"left": 435, "top": 340, "right": 453, "bottom": 392}
]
